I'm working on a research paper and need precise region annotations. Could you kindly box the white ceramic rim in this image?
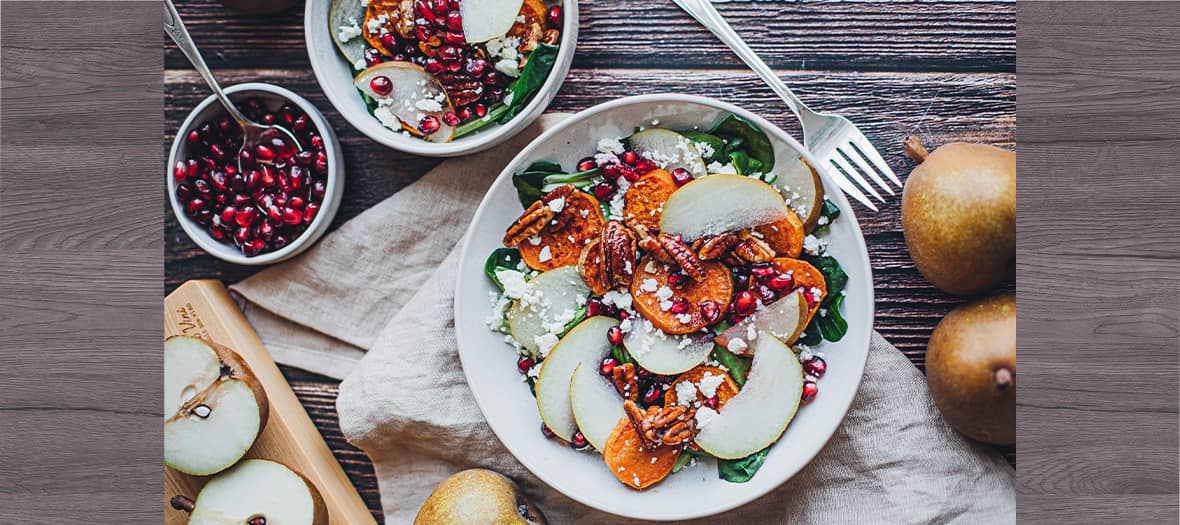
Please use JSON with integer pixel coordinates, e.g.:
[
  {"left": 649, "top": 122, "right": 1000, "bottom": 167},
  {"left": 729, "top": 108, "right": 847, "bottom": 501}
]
[
  {"left": 304, "top": 0, "right": 579, "bottom": 158},
  {"left": 453, "top": 94, "right": 875, "bottom": 521},
  {"left": 167, "top": 82, "right": 345, "bottom": 266}
]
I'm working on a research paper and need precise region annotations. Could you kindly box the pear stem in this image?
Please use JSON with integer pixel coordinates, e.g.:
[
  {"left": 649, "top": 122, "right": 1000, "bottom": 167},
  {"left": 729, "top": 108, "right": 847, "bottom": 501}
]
[
  {"left": 170, "top": 495, "right": 196, "bottom": 513},
  {"left": 994, "top": 367, "right": 1014, "bottom": 391},
  {"left": 904, "top": 135, "right": 929, "bottom": 164}
]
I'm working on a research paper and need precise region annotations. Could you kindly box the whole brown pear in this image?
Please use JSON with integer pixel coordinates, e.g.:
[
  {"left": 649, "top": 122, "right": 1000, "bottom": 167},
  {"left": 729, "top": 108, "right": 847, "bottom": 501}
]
[
  {"left": 414, "top": 469, "right": 548, "bottom": 525},
  {"left": 926, "top": 292, "right": 1015, "bottom": 445},
  {"left": 902, "top": 137, "right": 1015, "bottom": 296}
]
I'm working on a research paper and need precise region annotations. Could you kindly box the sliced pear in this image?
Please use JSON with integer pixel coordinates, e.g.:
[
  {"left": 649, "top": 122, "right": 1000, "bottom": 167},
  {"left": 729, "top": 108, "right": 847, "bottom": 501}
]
[
  {"left": 659, "top": 173, "right": 791, "bottom": 242},
  {"left": 460, "top": 0, "right": 526, "bottom": 43},
  {"left": 569, "top": 363, "right": 626, "bottom": 451},
  {"left": 627, "top": 128, "right": 707, "bottom": 178},
  {"left": 714, "top": 290, "right": 808, "bottom": 353},
  {"left": 772, "top": 157, "right": 824, "bottom": 231},
  {"left": 506, "top": 266, "right": 590, "bottom": 358},
  {"left": 354, "top": 62, "right": 456, "bottom": 143},
  {"left": 164, "top": 336, "right": 268, "bottom": 476},
  {"left": 329, "top": 0, "right": 366, "bottom": 65},
  {"left": 535, "top": 316, "right": 619, "bottom": 441},
  {"left": 178, "top": 459, "right": 327, "bottom": 525},
  {"left": 622, "top": 316, "right": 714, "bottom": 375},
  {"left": 694, "top": 333, "right": 804, "bottom": 459}
]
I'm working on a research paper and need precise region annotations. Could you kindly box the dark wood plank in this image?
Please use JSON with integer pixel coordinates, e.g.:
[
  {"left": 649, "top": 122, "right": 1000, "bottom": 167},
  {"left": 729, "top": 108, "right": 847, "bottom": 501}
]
[
  {"left": 166, "top": 0, "right": 1015, "bottom": 73},
  {"left": 1017, "top": 2, "right": 1179, "bottom": 521}
]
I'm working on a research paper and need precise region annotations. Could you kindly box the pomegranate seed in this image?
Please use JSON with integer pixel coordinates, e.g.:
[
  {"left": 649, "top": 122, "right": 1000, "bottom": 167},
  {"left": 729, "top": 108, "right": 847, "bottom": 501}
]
[
  {"left": 370, "top": 75, "right": 393, "bottom": 96},
  {"left": 642, "top": 384, "right": 663, "bottom": 404},
  {"left": 576, "top": 157, "right": 597, "bottom": 172},
  {"left": 271, "top": 234, "right": 290, "bottom": 249},
  {"left": 517, "top": 355, "right": 534, "bottom": 374},
  {"left": 547, "top": 5, "right": 562, "bottom": 27},
  {"left": 207, "top": 171, "right": 226, "bottom": 191},
  {"left": 293, "top": 114, "right": 310, "bottom": 132},
  {"left": 599, "top": 357, "right": 618, "bottom": 377},
  {"left": 364, "top": 48, "right": 383, "bottom": 66},
  {"left": 484, "top": 87, "right": 505, "bottom": 102},
  {"left": 442, "top": 111, "right": 461, "bottom": 126},
  {"left": 281, "top": 207, "right": 303, "bottom": 225},
  {"left": 734, "top": 290, "right": 757, "bottom": 316},
  {"left": 289, "top": 196, "right": 306, "bottom": 209},
  {"left": 311, "top": 135, "right": 325, "bottom": 151},
  {"left": 258, "top": 221, "right": 275, "bottom": 240},
  {"left": 766, "top": 273, "right": 794, "bottom": 291},
  {"left": 414, "top": 24, "right": 432, "bottom": 42},
  {"left": 447, "top": 0, "right": 459, "bottom": 9},
  {"left": 445, "top": 11, "right": 462, "bottom": 31},
  {"left": 210, "top": 144, "right": 227, "bottom": 162},
  {"left": 209, "top": 227, "right": 227, "bottom": 241},
  {"left": 804, "top": 356, "right": 827, "bottom": 379},
  {"left": 457, "top": 106, "right": 473, "bottom": 120},
  {"left": 801, "top": 380, "right": 819, "bottom": 403},
  {"left": 314, "top": 153, "right": 329, "bottom": 174},
  {"left": 703, "top": 396, "right": 720, "bottom": 409},
  {"left": 192, "top": 179, "right": 211, "bottom": 195},
  {"left": 195, "top": 208, "right": 214, "bottom": 225},
  {"left": 234, "top": 193, "right": 252, "bottom": 207},
  {"left": 607, "top": 326, "right": 624, "bottom": 346},
  {"left": 603, "top": 163, "right": 623, "bottom": 178},
  {"left": 266, "top": 205, "right": 282, "bottom": 223},
  {"left": 618, "top": 309, "right": 631, "bottom": 321},
  {"left": 311, "top": 180, "right": 327, "bottom": 201},
  {"left": 669, "top": 297, "right": 690, "bottom": 314},
  {"left": 431, "top": 0, "right": 447, "bottom": 15},
  {"left": 438, "top": 45, "right": 462, "bottom": 63},
  {"left": 173, "top": 161, "right": 188, "bottom": 182},
  {"left": 473, "top": 104, "right": 487, "bottom": 118},
  {"left": 751, "top": 265, "right": 776, "bottom": 279},
  {"left": 586, "top": 298, "right": 615, "bottom": 318},
  {"left": 418, "top": 115, "right": 441, "bottom": 135},
  {"left": 465, "top": 58, "right": 488, "bottom": 77},
  {"left": 671, "top": 168, "right": 693, "bottom": 186},
  {"left": 592, "top": 181, "right": 616, "bottom": 200},
  {"left": 234, "top": 226, "right": 252, "bottom": 244},
  {"left": 635, "top": 158, "right": 657, "bottom": 175},
  {"left": 295, "top": 150, "right": 314, "bottom": 166},
  {"left": 541, "top": 423, "right": 555, "bottom": 439},
  {"left": 667, "top": 272, "right": 689, "bottom": 288},
  {"left": 304, "top": 202, "right": 319, "bottom": 223},
  {"left": 220, "top": 206, "right": 237, "bottom": 225},
  {"left": 621, "top": 151, "right": 638, "bottom": 165},
  {"left": 255, "top": 144, "right": 276, "bottom": 161},
  {"left": 414, "top": 0, "right": 431, "bottom": 16},
  {"left": 572, "top": 431, "right": 590, "bottom": 450},
  {"left": 275, "top": 192, "right": 288, "bottom": 207},
  {"left": 187, "top": 129, "right": 201, "bottom": 144},
  {"left": 444, "top": 31, "right": 465, "bottom": 45},
  {"left": 262, "top": 113, "right": 276, "bottom": 125},
  {"left": 757, "top": 284, "right": 776, "bottom": 304},
  {"left": 804, "top": 288, "right": 821, "bottom": 307},
  {"left": 176, "top": 183, "right": 193, "bottom": 202},
  {"left": 235, "top": 207, "right": 257, "bottom": 227},
  {"left": 185, "top": 197, "right": 206, "bottom": 216},
  {"left": 621, "top": 167, "right": 640, "bottom": 182},
  {"left": 380, "top": 32, "right": 397, "bottom": 50},
  {"left": 699, "top": 300, "right": 721, "bottom": 324},
  {"left": 636, "top": 367, "right": 651, "bottom": 380},
  {"left": 243, "top": 239, "right": 267, "bottom": 257}
]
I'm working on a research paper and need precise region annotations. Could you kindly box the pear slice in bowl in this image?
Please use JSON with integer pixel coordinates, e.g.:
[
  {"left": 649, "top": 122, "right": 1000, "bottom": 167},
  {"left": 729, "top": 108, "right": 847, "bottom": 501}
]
[
  {"left": 623, "top": 316, "right": 714, "bottom": 375},
  {"left": 354, "top": 62, "right": 456, "bottom": 143},
  {"left": 460, "top": 0, "right": 526, "bottom": 43},
  {"left": 714, "top": 289, "right": 808, "bottom": 352},
  {"left": 505, "top": 266, "right": 590, "bottom": 358},
  {"left": 660, "top": 173, "right": 791, "bottom": 242},
  {"left": 535, "top": 316, "right": 619, "bottom": 441},
  {"left": 570, "top": 363, "right": 626, "bottom": 451},
  {"left": 627, "top": 128, "right": 707, "bottom": 178},
  {"left": 328, "top": 0, "right": 366, "bottom": 65},
  {"left": 772, "top": 157, "right": 824, "bottom": 231}
]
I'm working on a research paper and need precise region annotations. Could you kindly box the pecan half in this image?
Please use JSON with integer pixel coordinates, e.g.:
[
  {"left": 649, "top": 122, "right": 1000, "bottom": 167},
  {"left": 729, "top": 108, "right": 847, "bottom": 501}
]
[
  {"left": 577, "top": 240, "right": 611, "bottom": 295},
  {"left": 503, "top": 200, "right": 554, "bottom": 247},
  {"left": 542, "top": 29, "right": 561, "bottom": 45},
  {"left": 658, "top": 233, "right": 706, "bottom": 281},
  {"left": 630, "top": 223, "right": 672, "bottom": 263},
  {"left": 601, "top": 220, "right": 638, "bottom": 286},
  {"left": 734, "top": 237, "right": 776, "bottom": 263},
  {"left": 624, "top": 400, "right": 696, "bottom": 449},
  {"left": 660, "top": 421, "right": 696, "bottom": 447},
  {"left": 612, "top": 363, "right": 639, "bottom": 402},
  {"left": 541, "top": 184, "right": 578, "bottom": 229},
  {"left": 694, "top": 232, "right": 738, "bottom": 261}
]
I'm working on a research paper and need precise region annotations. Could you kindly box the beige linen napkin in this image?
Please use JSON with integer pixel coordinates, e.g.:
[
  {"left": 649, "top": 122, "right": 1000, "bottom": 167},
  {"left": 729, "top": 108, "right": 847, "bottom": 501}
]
[{"left": 232, "top": 114, "right": 1015, "bottom": 524}]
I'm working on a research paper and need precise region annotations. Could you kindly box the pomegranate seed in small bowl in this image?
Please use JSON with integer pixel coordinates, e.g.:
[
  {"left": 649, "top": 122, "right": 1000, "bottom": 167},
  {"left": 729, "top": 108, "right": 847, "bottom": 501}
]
[{"left": 167, "top": 83, "right": 342, "bottom": 265}]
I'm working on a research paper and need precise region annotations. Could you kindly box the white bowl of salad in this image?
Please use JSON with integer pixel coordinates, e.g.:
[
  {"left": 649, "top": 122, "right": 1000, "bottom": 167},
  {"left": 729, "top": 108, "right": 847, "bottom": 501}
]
[
  {"left": 455, "top": 94, "right": 875, "bottom": 520},
  {"left": 306, "top": 0, "right": 576, "bottom": 157}
]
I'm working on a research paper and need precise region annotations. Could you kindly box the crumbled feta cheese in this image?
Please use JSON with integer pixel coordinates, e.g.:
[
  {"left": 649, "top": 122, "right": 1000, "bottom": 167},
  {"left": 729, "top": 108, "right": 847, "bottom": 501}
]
[
  {"left": 597, "top": 137, "right": 625, "bottom": 154},
  {"left": 338, "top": 20, "right": 362, "bottom": 42},
  {"left": 534, "top": 333, "right": 559, "bottom": 356},
  {"left": 674, "top": 381, "right": 698, "bottom": 406},
  {"left": 727, "top": 338, "right": 748, "bottom": 353},
  {"left": 580, "top": 209, "right": 589, "bottom": 218},
  {"left": 818, "top": 215, "right": 830, "bottom": 226},
  {"left": 619, "top": 317, "right": 633, "bottom": 333},
  {"left": 528, "top": 235, "right": 542, "bottom": 246},
  {"left": 675, "top": 313, "right": 692, "bottom": 324},
  {"left": 655, "top": 286, "right": 674, "bottom": 301},
  {"left": 747, "top": 324, "right": 758, "bottom": 342},
  {"left": 414, "top": 97, "right": 443, "bottom": 113},
  {"left": 698, "top": 372, "right": 725, "bottom": 398},
  {"left": 366, "top": 14, "right": 388, "bottom": 34},
  {"left": 644, "top": 260, "right": 658, "bottom": 273},
  {"left": 640, "top": 278, "right": 659, "bottom": 293},
  {"left": 693, "top": 141, "right": 715, "bottom": 159},
  {"left": 353, "top": 57, "right": 366, "bottom": 70},
  {"left": 803, "top": 234, "right": 828, "bottom": 256},
  {"left": 547, "top": 197, "right": 566, "bottom": 213},
  {"left": 659, "top": 300, "right": 674, "bottom": 312},
  {"left": 494, "top": 58, "right": 520, "bottom": 77},
  {"left": 601, "top": 290, "right": 633, "bottom": 311},
  {"left": 538, "top": 245, "right": 552, "bottom": 262},
  {"left": 497, "top": 270, "right": 529, "bottom": 299}
]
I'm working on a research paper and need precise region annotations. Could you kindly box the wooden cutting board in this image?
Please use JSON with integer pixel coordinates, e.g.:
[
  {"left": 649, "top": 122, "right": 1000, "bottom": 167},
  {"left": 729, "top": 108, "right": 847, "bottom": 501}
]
[{"left": 164, "top": 280, "right": 376, "bottom": 525}]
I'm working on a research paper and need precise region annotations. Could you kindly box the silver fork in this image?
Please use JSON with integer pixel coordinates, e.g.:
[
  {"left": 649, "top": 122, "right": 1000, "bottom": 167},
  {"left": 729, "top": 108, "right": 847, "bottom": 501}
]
[{"left": 671, "top": 0, "right": 901, "bottom": 211}]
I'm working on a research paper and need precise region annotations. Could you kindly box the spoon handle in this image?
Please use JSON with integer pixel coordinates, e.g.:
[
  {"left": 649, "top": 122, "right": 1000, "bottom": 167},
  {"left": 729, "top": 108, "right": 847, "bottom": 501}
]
[{"left": 163, "top": 0, "right": 252, "bottom": 126}]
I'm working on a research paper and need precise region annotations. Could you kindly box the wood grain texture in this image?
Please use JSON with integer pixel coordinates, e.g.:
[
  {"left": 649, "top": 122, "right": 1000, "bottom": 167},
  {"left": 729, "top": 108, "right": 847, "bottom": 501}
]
[{"left": 1017, "top": 2, "right": 1179, "bottom": 522}]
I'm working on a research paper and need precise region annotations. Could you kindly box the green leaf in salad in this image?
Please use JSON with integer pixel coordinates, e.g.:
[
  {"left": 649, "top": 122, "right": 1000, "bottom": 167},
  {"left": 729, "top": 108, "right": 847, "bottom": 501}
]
[
  {"left": 813, "top": 199, "right": 842, "bottom": 235},
  {"left": 800, "top": 322, "right": 823, "bottom": 346},
  {"left": 511, "top": 161, "right": 565, "bottom": 207},
  {"left": 485, "top": 248, "right": 523, "bottom": 289},
  {"left": 802, "top": 255, "right": 848, "bottom": 303},
  {"left": 800, "top": 255, "right": 850, "bottom": 342},
  {"left": 728, "top": 150, "right": 751, "bottom": 175},
  {"left": 499, "top": 43, "right": 560, "bottom": 124},
  {"left": 678, "top": 130, "right": 726, "bottom": 164},
  {"left": 539, "top": 167, "right": 602, "bottom": 193},
  {"left": 671, "top": 447, "right": 713, "bottom": 473},
  {"left": 611, "top": 343, "right": 636, "bottom": 367},
  {"left": 717, "top": 449, "right": 769, "bottom": 483},
  {"left": 815, "top": 294, "right": 849, "bottom": 342},
  {"left": 710, "top": 345, "right": 751, "bottom": 387},
  {"left": 453, "top": 103, "right": 510, "bottom": 139},
  {"left": 708, "top": 114, "right": 775, "bottom": 172}
]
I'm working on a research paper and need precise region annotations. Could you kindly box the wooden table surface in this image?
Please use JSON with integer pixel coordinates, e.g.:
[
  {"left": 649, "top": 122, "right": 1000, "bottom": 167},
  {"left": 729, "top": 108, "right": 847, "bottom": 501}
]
[{"left": 165, "top": 0, "right": 1015, "bottom": 520}]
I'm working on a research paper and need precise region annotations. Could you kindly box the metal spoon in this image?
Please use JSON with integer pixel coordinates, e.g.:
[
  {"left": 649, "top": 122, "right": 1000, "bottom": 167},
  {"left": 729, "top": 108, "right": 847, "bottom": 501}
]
[{"left": 164, "top": 0, "right": 301, "bottom": 171}]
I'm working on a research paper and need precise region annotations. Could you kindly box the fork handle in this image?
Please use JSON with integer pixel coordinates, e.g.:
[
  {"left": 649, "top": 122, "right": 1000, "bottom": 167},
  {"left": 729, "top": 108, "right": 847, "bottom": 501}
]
[{"left": 672, "top": 0, "right": 811, "bottom": 120}]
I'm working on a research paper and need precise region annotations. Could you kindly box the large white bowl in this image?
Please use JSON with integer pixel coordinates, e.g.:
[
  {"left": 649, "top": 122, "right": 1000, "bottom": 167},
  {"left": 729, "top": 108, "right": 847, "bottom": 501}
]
[
  {"left": 167, "top": 83, "right": 344, "bottom": 266},
  {"left": 304, "top": 0, "right": 578, "bottom": 157},
  {"left": 454, "top": 95, "right": 875, "bottom": 521}
]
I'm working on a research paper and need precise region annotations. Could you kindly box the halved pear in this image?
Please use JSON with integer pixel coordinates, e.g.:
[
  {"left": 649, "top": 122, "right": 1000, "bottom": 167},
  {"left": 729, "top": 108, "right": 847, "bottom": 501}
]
[
  {"left": 460, "top": 0, "right": 526, "bottom": 43},
  {"left": 627, "top": 128, "right": 707, "bottom": 178},
  {"left": 622, "top": 316, "right": 714, "bottom": 375},
  {"left": 535, "top": 316, "right": 619, "bottom": 441},
  {"left": 569, "top": 363, "right": 626, "bottom": 451},
  {"left": 694, "top": 332, "right": 804, "bottom": 459},
  {"left": 772, "top": 157, "right": 824, "bottom": 231},
  {"left": 164, "top": 336, "right": 268, "bottom": 476},
  {"left": 506, "top": 266, "right": 590, "bottom": 357},
  {"left": 176, "top": 459, "right": 327, "bottom": 525},
  {"left": 354, "top": 62, "right": 456, "bottom": 142},
  {"left": 328, "top": 0, "right": 366, "bottom": 64},
  {"left": 660, "top": 173, "right": 791, "bottom": 242},
  {"left": 714, "top": 289, "right": 808, "bottom": 352}
]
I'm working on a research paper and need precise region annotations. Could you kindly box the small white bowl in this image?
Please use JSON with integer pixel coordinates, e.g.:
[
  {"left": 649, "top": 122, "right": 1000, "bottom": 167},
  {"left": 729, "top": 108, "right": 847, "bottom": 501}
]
[
  {"left": 304, "top": 0, "right": 578, "bottom": 157},
  {"left": 167, "top": 83, "right": 344, "bottom": 266}
]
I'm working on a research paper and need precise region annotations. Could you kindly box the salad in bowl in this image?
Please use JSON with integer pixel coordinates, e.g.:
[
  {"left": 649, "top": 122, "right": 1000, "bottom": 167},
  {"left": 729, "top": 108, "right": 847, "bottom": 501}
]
[{"left": 483, "top": 111, "right": 852, "bottom": 491}]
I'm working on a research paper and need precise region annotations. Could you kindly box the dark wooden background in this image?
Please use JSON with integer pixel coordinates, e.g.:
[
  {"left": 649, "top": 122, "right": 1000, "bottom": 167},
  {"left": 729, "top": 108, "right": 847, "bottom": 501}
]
[{"left": 164, "top": 0, "right": 1015, "bottom": 520}]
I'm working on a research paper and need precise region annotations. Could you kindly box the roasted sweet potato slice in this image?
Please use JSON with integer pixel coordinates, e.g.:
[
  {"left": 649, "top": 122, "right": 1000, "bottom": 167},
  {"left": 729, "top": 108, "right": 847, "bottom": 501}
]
[
  {"left": 602, "top": 419, "right": 681, "bottom": 490},
  {"left": 364, "top": 0, "right": 414, "bottom": 55},
  {"left": 770, "top": 257, "right": 827, "bottom": 322},
  {"left": 630, "top": 256, "right": 733, "bottom": 335},
  {"left": 519, "top": 192, "right": 605, "bottom": 271},
  {"left": 665, "top": 366, "right": 739, "bottom": 408},
  {"left": 623, "top": 169, "right": 677, "bottom": 233},
  {"left": 754, "top": 209, "right": 805, "bottom": 258}
]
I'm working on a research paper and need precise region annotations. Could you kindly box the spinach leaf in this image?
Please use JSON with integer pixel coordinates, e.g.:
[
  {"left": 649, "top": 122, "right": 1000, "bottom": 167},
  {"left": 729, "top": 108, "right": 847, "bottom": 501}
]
[
  {"left": 485, "top": 248, "right": 523, "bottom": 289},
  {"left": 672, "top": 447, "right": 713, "bottom": 473},
  {"left": 611, "top": 343, "right": 636, "bottom": 366},
  {"left": 512, "top": 161, "right": 565, "bottom": 207},
  {"left": 540, "top": 167, "right": 602, "bottom": 193},
  {"left": 718, "top": 449, "right": 769, "bottom": 483},
  {"left": 499, "top": 43, "right": 560, "bottom": 124},
  {"left": 710, "top": 345, "right": 751, "bottom": 387},
  {"left": 821, "top": 199, "right": 841, "bottom": 222},
  {"left": 815, "top": 294, "right": 848, "bottom": 341},
  {"left": 799, "top": 322, "right": 823, "bottom": 346},
  {"left": 802, "top": 255, "right": 848, "bottom": 304},
  {"left": 453, "top": 103, "right": 510, "bottom": 138},
  {"left": 709, "top": 114, "right": 775, "bottom": 171},
  {"left": 678, "top": 131, "right": 725, "bottom": 163},
  {"left": 799, "top": 255, "right": 850, "bottom": 342},
  {"left": 728, "top": 150, "right": 751, "bottom": 175}
]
